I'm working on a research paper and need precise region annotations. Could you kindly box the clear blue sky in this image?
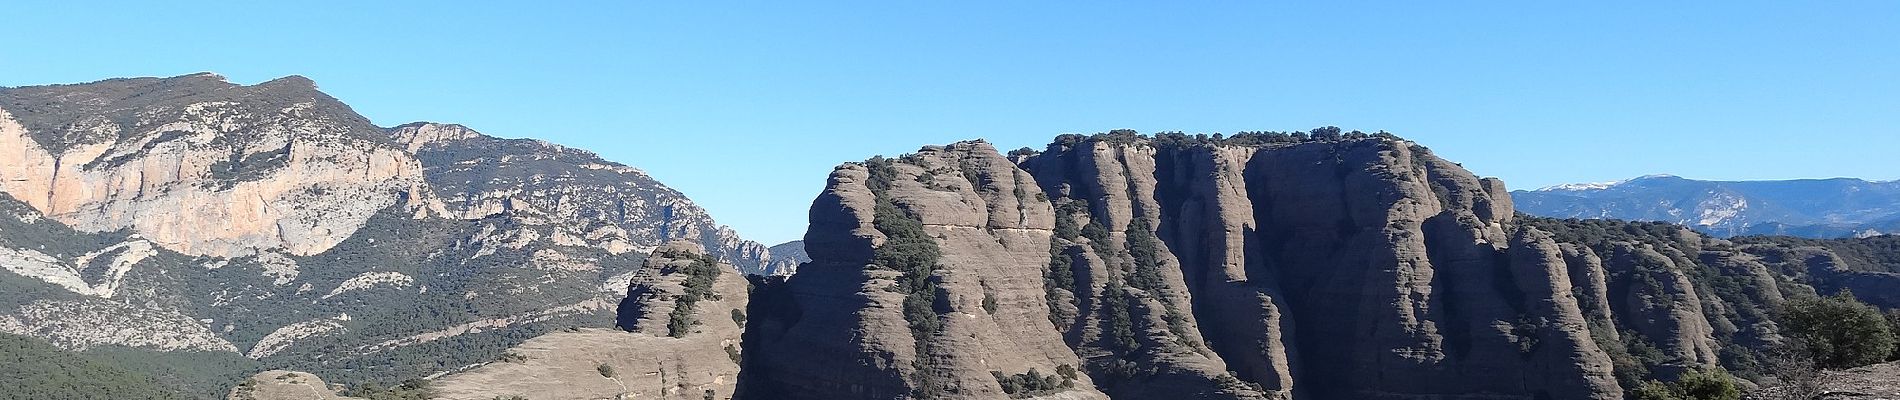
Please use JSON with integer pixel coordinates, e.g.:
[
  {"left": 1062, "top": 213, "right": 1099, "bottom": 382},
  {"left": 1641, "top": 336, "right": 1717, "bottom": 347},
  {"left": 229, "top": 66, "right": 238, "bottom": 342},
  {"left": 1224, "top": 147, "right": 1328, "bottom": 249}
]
[{"left": 5, "top": 1, "right": 1897, "bottom": 245}]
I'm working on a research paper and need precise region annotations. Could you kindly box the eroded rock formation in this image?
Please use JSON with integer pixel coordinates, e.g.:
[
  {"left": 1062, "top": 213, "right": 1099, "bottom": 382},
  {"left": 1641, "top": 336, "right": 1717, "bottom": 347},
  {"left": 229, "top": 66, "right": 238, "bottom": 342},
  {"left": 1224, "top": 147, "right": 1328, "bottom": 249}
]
[
  {"left": 432, "top": 241, "right": 750, "bottom": 400},
  {"left": 742, "top": 132, "right": 1886, "bottom": 399}
]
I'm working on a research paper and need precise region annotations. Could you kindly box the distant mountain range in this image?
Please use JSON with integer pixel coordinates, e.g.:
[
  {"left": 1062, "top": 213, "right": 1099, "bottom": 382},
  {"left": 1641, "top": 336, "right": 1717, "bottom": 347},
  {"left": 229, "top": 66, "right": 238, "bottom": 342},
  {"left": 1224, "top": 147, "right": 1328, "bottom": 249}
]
[{"left": 1512, "top": 174, "right": 1900, "bottom": 238}]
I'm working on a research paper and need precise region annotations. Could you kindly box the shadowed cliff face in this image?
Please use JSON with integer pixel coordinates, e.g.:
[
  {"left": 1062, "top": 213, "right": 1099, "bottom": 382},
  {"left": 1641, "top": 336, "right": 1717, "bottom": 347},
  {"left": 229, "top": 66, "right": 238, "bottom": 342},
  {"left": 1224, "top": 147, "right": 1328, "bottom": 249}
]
[
  {"left": 1017, "top": 137, "right": 1617, "bottom": 399},
  {"left": 745, "top": 133, "right": 1885, "bottom": 400}
]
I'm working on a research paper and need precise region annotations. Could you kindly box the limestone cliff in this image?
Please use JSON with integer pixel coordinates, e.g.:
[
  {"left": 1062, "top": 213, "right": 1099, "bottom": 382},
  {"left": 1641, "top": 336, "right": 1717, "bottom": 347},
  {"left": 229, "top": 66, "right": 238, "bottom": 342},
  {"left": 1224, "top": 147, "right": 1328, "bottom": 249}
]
[
  {"left": 0, "top": 73, "right": 775, "bottom": 392},
  {"left": 740, "top": 142, "right": 1108, "bottom": 399},
  {"left": 389, "top": 122, "right": 771, "bottom": 271},
  {"left": 0, "top": 73, "right": 768, "bottom": 268},
  {"left": 0, "top": 74, "right": 425, "bottom": 257}
]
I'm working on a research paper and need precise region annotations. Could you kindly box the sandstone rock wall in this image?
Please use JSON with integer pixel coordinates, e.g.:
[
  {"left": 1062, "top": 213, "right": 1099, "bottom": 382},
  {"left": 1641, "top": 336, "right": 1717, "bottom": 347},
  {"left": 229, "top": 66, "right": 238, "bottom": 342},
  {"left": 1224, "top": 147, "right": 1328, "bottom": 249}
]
[
  {"left": 740, "top": 142, "right": 1107, "bottom": 399},
  {"left": 749, "top": 135, "right": 1685, "bottom": 399}
]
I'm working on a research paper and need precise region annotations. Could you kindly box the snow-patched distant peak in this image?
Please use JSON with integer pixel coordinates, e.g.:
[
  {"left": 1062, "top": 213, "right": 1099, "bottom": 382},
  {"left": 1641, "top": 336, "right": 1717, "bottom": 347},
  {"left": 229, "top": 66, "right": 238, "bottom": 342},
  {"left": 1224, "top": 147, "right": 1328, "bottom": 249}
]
[
  {"left": 1536, "top": 181, "right": 1623, "bottom": 192},
  {"left": 1533, "top": 174, "right": 1684, "bottom": 192}
]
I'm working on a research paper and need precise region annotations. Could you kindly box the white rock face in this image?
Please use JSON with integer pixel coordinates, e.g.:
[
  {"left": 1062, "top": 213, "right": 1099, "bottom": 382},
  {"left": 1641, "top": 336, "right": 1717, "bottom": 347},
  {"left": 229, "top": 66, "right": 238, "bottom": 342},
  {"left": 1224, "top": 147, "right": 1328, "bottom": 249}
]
[
  {"left": 252, "top": 251, "right": 301, "bottom": 286},
  {"left": 0, "top": 238, "right": 155, "bottom": 298},
  {"left": 248, "top": 314, "right": 351, "bottom": 359},
  {"left": 0, "top": 105, "right": 427, "bottom": 258},
  {"left": 0, "top": 246, "right": 90, "bottom": 292},
  {"left": 322, "top": 272, "right": 414, "bottom": 299},
  {"left": 71, "top": 239, "right": 157, "bottom": 298},
  {"left": 0, "top": 299, "right": 237, "bottom": 352}
]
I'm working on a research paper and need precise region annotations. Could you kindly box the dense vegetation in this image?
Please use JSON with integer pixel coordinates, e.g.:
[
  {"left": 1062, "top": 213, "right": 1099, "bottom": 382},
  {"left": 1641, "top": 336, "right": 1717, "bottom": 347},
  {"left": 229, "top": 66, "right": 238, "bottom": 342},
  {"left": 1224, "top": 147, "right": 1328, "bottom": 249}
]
[
  {"left": 0, "top": 333, "right": 183, "bottom": 400},
  {"left": 1052, "top": 127, "right": 1403, "bottom": 149},
  {"left": 82, "top": 345, "right": 260, "bottom": 399},
  {"left": 1519, "top": 215, "right": 1900, "bottom": 398},
  {"left": 1776, "top": 291, "right": 1897, "bottom": 368},
  {"left": 989, "top": 366, "right": 1077, "bottom": 398},
  {"left": 863, "top": 156, "right": 950, "bottom": 397},
  {"left": 663, "top": 250, "right": 724, "bottom": 338},
  {"left": 1734, "top": 234, "right": 1900, "bottom": 273},
  {"left": 1632, "top": 369, "right": 1741, "bottom": 400},
  {"left": 1044, "top": 200, "right": 1084, "bottom": 327}
]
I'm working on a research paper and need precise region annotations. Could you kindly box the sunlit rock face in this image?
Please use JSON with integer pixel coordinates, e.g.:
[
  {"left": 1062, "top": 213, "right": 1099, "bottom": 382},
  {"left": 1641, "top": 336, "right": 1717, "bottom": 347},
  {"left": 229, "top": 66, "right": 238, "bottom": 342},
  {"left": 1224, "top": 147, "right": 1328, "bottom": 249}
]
[
  {"left": 0, "top": 74, "right": 426, "bottom": 257},
  {"left": 748, "top": 132, "right": 1900, "bottom": 399},
  {"left": 0, "top": 74, "right": 773, "bottom": 386}
]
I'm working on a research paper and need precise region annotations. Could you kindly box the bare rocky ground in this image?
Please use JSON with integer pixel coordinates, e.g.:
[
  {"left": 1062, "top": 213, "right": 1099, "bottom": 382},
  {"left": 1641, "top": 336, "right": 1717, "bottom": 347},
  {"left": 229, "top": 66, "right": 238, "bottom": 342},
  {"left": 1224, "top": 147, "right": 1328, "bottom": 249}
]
[
  {"left": 1822, "top": 362, "right": 1900, "bottom": 400},
  {"left": 228, "top": 370, "right": 363, "bottom": 400},
  {"left": 431, "top": 328, "right": 737, "bottom": 400}
]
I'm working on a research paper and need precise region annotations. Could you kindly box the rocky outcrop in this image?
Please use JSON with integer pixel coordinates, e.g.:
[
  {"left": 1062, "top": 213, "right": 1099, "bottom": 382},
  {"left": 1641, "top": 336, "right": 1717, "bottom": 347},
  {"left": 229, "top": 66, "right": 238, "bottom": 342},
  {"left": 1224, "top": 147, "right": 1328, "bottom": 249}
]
[
  {"left": 741, "top": 142, "right": 1108, "bottom": 399},
  {"left": 1020, "top": 135, "right": 1621, "bottom": 399},
  {"left": 751, "top": 131, "right": 1873, "bottom": 399},
  {"left": 433, "top": 241, "right": 750, "bottom": 400}
]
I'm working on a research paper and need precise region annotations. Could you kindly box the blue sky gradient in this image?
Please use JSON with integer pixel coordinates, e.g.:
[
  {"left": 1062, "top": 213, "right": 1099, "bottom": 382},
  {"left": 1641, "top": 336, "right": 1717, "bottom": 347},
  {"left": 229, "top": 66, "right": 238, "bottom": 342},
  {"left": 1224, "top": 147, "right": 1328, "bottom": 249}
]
[{"left": 4, "top": 1, "right": 1896, "bottom": 244}]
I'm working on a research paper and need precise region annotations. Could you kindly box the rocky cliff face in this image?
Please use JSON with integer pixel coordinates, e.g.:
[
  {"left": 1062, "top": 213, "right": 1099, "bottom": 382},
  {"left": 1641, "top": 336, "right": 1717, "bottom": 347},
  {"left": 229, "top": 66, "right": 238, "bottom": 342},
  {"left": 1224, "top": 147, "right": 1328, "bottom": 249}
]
[
  {"left": 0, "top": 74, "right": 425, "bottom": 257},
  {"left": 741, "top": 142, "right": 1107, "bottom": 399},
  {"left": 430, "top": 241, "right": 750, "bottom": 400},
  {"left": 389, "top": 122, "right": 769, "bottom": 271},
  {"left": 0, "top": 74, "right": 776, "bottom": 393},
  {"left": 746, "top": 131, "right": 1898, "bottom": 400}
]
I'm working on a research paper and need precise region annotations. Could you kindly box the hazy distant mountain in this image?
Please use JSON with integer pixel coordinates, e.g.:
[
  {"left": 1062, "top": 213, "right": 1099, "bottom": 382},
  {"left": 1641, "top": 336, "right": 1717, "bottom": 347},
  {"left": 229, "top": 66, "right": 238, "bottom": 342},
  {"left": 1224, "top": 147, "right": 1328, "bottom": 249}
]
[
  {"left": 1511, "top": 174, "right": 1900, "bottom": 238},
  {"left": 761, "top": 240, "right": 807, "bottom": 276}
]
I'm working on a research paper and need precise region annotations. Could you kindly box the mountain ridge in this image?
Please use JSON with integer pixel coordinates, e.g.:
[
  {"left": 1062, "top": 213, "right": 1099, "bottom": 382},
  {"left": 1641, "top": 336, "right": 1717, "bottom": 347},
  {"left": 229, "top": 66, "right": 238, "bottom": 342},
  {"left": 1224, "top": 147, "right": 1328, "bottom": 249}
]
[
  {"left": 1514, "top": 175, "right": 1900, "bottom": 238},
  {"left": 0, "top": 73, "right": 778, "bottom": 396}
]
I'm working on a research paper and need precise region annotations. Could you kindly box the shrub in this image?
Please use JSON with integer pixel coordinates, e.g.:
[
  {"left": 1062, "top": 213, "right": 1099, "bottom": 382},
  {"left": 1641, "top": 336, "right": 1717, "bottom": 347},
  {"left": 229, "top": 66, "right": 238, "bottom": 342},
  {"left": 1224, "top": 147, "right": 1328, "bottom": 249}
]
[
  {"left": 497, "top": 352, "right": 528, "bottom": 363},
  {"left": 864, "top": 156, "right": 949, "bottom": 398},
  {"left": 350, "top": 379, "right": 434, "bottom": 400},
  {"left": 990, "top": 367, "right": 1072, "bottom": 396},
  {"left": 1777, "top": 291, "right": 1897, "bottom": 369},
  {"left": 1631, "top": 369, "right": 1740, "bottom": 400},
  {"left": 667, "top": 302, "right": 696, "bottom": 338},
  {"left": 1888, "top": 309, "right": 1900, "bottom": 361},
  {"left": 596, "top": 364, "right": 616, "bottom": 378},
  {"left": 982, "top": 290, "right": 999, "bottom": 314},
  {"left": 1103, "top": 282, "right": 1138, "bottom": 351}
]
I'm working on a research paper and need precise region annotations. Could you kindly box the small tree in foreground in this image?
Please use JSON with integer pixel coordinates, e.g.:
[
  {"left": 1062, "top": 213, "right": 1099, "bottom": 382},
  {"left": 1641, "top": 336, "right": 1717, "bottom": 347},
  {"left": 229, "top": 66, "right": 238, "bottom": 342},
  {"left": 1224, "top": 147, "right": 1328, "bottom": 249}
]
[
  {"left": 1632, "top": 369, "right": 1741, "bottom": 400},
  {"left": 1778, "top": 291, "right": 1897, "bottom": 369}
]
